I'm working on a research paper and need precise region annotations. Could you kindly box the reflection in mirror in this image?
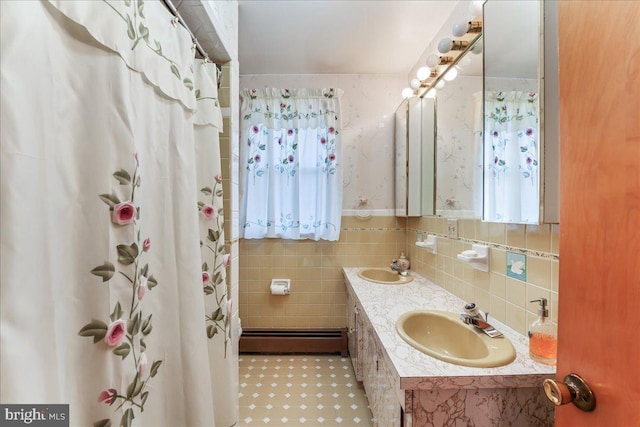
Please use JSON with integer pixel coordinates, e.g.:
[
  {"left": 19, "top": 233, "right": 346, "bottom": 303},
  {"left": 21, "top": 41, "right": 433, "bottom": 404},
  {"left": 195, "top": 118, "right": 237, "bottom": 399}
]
[
  {"left": 483, "top": 0, "right": 542, "bottom": 223},
  {"left": 434, "top": 39, "right": 483, "bottom": 218},
  {"left": 395, "top": 98, "right": 435, "bottom": 217}
]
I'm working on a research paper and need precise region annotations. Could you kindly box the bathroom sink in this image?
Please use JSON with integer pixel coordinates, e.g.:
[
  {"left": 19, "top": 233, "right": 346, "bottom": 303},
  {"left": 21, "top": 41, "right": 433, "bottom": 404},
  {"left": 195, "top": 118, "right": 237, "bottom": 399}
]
[
  {"left": 396, "top": 310, "right": 516, "bottom": 367},
  {"left": 357, "top": 268, "right": 413, "bottom": 284}
]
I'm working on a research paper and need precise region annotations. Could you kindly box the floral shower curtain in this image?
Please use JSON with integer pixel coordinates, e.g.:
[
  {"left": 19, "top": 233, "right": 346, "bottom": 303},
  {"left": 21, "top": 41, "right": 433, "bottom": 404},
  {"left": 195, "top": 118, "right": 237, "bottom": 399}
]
[
  {"left": 483, "top": 91, "right": 540, "bottom": 223},
  {"left": 239, "top": 88, "right": 343, "bottom": 241},
  {"left": 193, "top": 61, "right": 237, "bottom": 427},
  {"left": 1, "top": 1, "right": 232, "bottom": 426}
]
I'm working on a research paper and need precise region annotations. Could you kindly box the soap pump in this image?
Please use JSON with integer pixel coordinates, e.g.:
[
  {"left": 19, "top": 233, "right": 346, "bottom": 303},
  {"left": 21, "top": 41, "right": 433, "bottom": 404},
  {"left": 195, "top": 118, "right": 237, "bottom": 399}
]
[
  {"left": 528, "top": 298, "right": 557, "bottom": 366},
  {"left": 398, "top": 251, "right": 410, "bottom": 270}
]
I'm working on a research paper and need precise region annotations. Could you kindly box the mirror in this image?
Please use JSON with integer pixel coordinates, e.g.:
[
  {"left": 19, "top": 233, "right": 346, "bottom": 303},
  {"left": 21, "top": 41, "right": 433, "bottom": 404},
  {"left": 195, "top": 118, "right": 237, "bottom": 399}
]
[
  {"left": 395, "top": 98, "right": 435, "bottom": 217},
  {"left": 481, "top": 0, "right": 556, "bottom": 223},
  {"left": 422, "top": 0, "right": 558, "bottom": 224},
  {"left": 399, "top": 0, "right": 558, "bottom": 223},
  {"left": 434, "top": 39, "right": 483, "bottom": 218}
]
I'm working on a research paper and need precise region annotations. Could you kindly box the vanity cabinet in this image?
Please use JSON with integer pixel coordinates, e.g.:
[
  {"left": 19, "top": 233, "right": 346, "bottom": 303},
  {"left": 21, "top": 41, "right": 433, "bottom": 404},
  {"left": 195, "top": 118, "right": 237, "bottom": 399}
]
[
  {"left": 346, "top": 291, "right": 363, "bottom": 382},
  {"left": 344, "top": 269, "right": 554, "bottom": 427},
  {"left": 360, "top": 314, "right": 402, "bottom": 426},
  {"left": 347, "top": 286, "right": 404, "bottom": 426},
  {"left": 371, "top": 333, "right": 402, "bottom": 426}
]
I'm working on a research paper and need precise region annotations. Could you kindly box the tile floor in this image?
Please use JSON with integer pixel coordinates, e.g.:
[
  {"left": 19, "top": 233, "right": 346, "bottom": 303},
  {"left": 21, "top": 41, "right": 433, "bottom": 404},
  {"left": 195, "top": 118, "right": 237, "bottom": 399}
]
[{"left": 238, "top": 355, "right": 374, "bottom": 426}]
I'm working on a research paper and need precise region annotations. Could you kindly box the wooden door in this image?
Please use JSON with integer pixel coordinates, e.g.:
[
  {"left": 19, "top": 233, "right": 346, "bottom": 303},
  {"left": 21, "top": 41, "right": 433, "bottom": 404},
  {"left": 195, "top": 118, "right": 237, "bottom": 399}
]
[{"left": 556, "top": 1, "right": 640, "bottom": 425}]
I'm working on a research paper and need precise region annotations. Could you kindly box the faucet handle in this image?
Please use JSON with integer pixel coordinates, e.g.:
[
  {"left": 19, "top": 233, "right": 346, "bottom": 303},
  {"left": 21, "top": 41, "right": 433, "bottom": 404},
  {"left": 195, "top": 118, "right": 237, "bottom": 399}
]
[
  {"left": 464, "top": 302, "right": 488, "bottom": 322},
  {"left": 464, "top": 302, "right": 480, "bottom": 316}
]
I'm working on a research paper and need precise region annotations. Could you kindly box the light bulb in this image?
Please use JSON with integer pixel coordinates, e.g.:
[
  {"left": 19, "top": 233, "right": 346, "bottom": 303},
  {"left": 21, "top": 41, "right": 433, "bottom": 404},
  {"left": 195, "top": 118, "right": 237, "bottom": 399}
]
[
  {"left": 444, "top": 67, "right": 458, "bottom": 81},
  {"left": 416, "top": 66, "right": 431, "bottom": 81},
  {"left": 401, "top": 87, "right": 413, "bottom": 99},
  {"left": 469, "top": 0, "right": 483, "bottom": 17},
  {"left": 426, "top": 54, "right": 440, "bottom": 69},
  {"left": 438, "top": 38, "right": 454, "bottom": 54},
  {"left": 410, "top": 78, "right": 421, "bottom": 90},
  {"left": 452, "top": 21, "right": 470, "bottom": 37},
  {"left": 425, "top": 88, "right": 437, "bottom": 99},
  {"left": 459, "top": 55, "right": 472, "bottom": 67},
  {"left": 435, "top": 80, "right": 445, "bottom": 90},
  {"left": 471, "top": 39, "right": 483, "bottom": 55}
]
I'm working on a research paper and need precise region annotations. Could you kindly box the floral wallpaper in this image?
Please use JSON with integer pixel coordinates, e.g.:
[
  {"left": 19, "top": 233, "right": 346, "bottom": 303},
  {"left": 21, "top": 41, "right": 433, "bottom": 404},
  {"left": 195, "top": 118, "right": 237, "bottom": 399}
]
[{"left": 435, "top": 75, "right": 483, "bottom": 217}]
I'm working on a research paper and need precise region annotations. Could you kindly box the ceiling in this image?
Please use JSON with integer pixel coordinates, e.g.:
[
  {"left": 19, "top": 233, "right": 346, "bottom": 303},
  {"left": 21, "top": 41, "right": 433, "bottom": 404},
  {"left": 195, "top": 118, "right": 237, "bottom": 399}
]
[{"left": 238, "top": 0, "right": 458, "bottom": 75}]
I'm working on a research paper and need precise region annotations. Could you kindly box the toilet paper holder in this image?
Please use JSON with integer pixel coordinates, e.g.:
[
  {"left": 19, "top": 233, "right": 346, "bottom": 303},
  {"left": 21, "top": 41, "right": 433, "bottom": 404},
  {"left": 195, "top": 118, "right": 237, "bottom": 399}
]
[{"left": 270, "top": 279, "right": 291, "bottom": 295}]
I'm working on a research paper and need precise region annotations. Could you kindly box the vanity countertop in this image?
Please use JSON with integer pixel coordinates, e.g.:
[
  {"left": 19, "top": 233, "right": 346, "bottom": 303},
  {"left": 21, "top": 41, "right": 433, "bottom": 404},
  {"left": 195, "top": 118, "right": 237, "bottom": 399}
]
[{"left": 343, "top": 267, "right": 555, "bottom": 390}]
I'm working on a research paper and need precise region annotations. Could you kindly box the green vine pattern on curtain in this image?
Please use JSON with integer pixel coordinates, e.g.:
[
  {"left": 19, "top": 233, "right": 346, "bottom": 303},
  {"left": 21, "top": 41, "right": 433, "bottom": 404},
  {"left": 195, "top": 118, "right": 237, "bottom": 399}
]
[
  {"left": 483, "top": 91, "right": 540, "bottom": 222},
  {"left": 102, "top": 0, "right": 194, "bottom": 91},
  {"left": 79, "top": 153, "right": 162, "bottom": 427},
  {"left": 485, "top": 91, "right": 538, "bottom": 184},
  {"left": 198, "top": 174, "right": 231, "bottom": 355},
  {"left": 240, "top": 88, "right": 343, "bottom": 240}
]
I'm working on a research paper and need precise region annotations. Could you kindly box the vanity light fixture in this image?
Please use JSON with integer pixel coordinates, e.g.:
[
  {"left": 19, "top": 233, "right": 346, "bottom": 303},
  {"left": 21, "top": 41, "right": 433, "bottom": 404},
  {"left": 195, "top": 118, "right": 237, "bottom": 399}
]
[
  {"left": 426, "top": 54, "right": 440, "bottom": 69},
  {"left": 426, "top": 54, "right": 454, "bottom": 68},
  {"left": 469, "top": 0, "right": 484, "bottom": 17},
  {"left": 401, "top": 87, "right": 414, "bottom": 99},
  {"left": 435, "top": 80, "right": 446, "bottom": 90},
  {"left": 416, "top": 67, "right": 437, "bottom": 85},
  {"left": 443, "top": 67, "right": 459, "bottom": 81},
  {"left": 471, "top": 39, "right": 483, "bottom": 54},
  {"left": 452, "top": 20, "right": 483, "bottom": 37},
  {"left": 410, "top": 78, "right": 421, "bottom": 90},
  {"left": 416, "top": 66, "right": 431, "bottom": 81},
  {"left": 458, "top": 55, "right": 473, "bottom": 68},
  {"left": 438, "top": 38, "right": 470, "bottom": 54}
]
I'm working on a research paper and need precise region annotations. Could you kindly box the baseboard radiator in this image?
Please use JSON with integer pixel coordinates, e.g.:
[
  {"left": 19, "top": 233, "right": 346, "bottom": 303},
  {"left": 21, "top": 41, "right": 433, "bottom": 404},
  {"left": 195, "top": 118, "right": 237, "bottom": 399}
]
[{"left": 240, "top": 328, "right": 348, "bottom": 356}]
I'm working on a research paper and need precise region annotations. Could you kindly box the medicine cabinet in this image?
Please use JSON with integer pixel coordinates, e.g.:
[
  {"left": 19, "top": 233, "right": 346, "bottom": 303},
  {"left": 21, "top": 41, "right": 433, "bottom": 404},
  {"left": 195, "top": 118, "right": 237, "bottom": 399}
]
[
  {"left": 395, "top": 97, "right": 435, "bottom": 217},
  {"left": 481, "top": 0, "right": 559, "bottom": 223}
]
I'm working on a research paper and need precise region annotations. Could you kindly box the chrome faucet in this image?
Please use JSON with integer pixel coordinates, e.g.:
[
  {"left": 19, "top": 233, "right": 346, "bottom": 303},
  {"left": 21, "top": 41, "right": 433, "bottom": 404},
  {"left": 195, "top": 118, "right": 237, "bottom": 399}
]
[
  {"left": 460, "top": 302, "right": 503, "bottom": 338},
  {"left": 461, "top": 302, "right": 488, "bottom": 322},
  {"left": 390, "top": 260, "right": 408, "bottom": 276}
]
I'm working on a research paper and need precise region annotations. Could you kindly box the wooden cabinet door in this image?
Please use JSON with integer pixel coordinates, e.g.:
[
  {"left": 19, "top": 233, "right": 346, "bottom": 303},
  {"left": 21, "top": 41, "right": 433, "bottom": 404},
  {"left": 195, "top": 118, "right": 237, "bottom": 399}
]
[
  {"left": 556, "top": 1, "right": 640, "bottom": 425},
  {"left": 376, "top": 344, "right": 401, "bottom": 426},
  {"left": 346, "top": 292, "right": 361, "bottom": 380}
]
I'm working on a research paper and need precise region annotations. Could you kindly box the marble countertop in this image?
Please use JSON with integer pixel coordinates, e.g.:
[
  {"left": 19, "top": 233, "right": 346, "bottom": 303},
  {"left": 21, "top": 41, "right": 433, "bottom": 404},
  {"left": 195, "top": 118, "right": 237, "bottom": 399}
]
[{"left": 343, "top": 267, "right": 555, "bottom": 390}]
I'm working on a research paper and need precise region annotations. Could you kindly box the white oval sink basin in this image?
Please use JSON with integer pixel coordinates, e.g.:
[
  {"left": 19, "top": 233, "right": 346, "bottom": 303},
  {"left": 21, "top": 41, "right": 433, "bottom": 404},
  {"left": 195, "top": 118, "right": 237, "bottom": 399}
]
[
  {"left": 358, "top": 268, "right": 413, "bottom": 284},
  {"left": 396, "top": 310, "right": 516, "bottom": 368}
]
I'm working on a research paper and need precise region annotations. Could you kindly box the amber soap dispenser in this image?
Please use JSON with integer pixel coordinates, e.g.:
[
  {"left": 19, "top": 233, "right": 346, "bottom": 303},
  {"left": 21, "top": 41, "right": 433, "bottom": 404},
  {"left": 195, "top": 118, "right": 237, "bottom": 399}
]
[{"left": 528, "top": 298, "right": 557, "bottom": 365}]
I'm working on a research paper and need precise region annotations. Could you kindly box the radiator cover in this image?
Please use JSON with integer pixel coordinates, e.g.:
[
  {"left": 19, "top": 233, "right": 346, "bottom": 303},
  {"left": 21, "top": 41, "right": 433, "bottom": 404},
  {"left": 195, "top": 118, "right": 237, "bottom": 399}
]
[{"left": 239, "top": 328, "right": 348, "bottom": 356}]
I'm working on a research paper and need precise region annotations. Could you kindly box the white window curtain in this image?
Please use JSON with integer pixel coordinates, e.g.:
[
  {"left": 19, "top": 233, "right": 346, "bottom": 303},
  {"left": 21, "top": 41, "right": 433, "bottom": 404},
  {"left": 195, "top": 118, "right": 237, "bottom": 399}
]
[
  {"left": 483, "top": 91, "right": 540, "bottom": 222},
  {"left": 239, "top": 88, "right": 343, "bottom": 241},
  {"left": 1, "top": 2, "right": 234, "bottom": 426}
]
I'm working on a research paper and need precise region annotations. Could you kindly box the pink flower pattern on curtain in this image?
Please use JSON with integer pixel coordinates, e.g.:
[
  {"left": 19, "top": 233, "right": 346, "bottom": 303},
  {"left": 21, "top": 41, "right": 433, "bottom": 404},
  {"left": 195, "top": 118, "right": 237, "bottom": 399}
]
[
  {"left": 239, "top": 88, "right": 344, "bottom": 241},
  {"left": 79, "top": 154, "right": 162, "bottom": 427},
  {"left": 483, "top": 91, "right": 540, "bottom": 222}
]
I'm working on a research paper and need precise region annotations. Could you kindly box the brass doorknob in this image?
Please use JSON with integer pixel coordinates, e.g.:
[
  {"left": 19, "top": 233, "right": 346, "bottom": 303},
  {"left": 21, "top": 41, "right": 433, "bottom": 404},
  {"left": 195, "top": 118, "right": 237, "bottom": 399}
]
[{"left": 543, "top": 373, "right": 596, "bottom": 412}]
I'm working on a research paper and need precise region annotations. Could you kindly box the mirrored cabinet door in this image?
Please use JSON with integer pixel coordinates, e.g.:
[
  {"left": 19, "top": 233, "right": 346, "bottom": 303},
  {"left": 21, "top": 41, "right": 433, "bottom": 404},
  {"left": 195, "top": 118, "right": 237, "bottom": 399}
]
[
  {"left": 482, "top": 0, "right": 559, "bottom": 224},
  {"left": 394, "top": 98, "right": 435, "bottom": 217},
  {"left": 434, "top": 41, "right": 483, "bottom": 219}
]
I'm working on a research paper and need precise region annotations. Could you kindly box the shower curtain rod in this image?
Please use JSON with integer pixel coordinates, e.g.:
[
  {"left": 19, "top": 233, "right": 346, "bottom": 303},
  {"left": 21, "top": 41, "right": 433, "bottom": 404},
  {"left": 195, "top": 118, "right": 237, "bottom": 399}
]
[{"left": 161, "top": 0, "right": 210, "bottom": 63}]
